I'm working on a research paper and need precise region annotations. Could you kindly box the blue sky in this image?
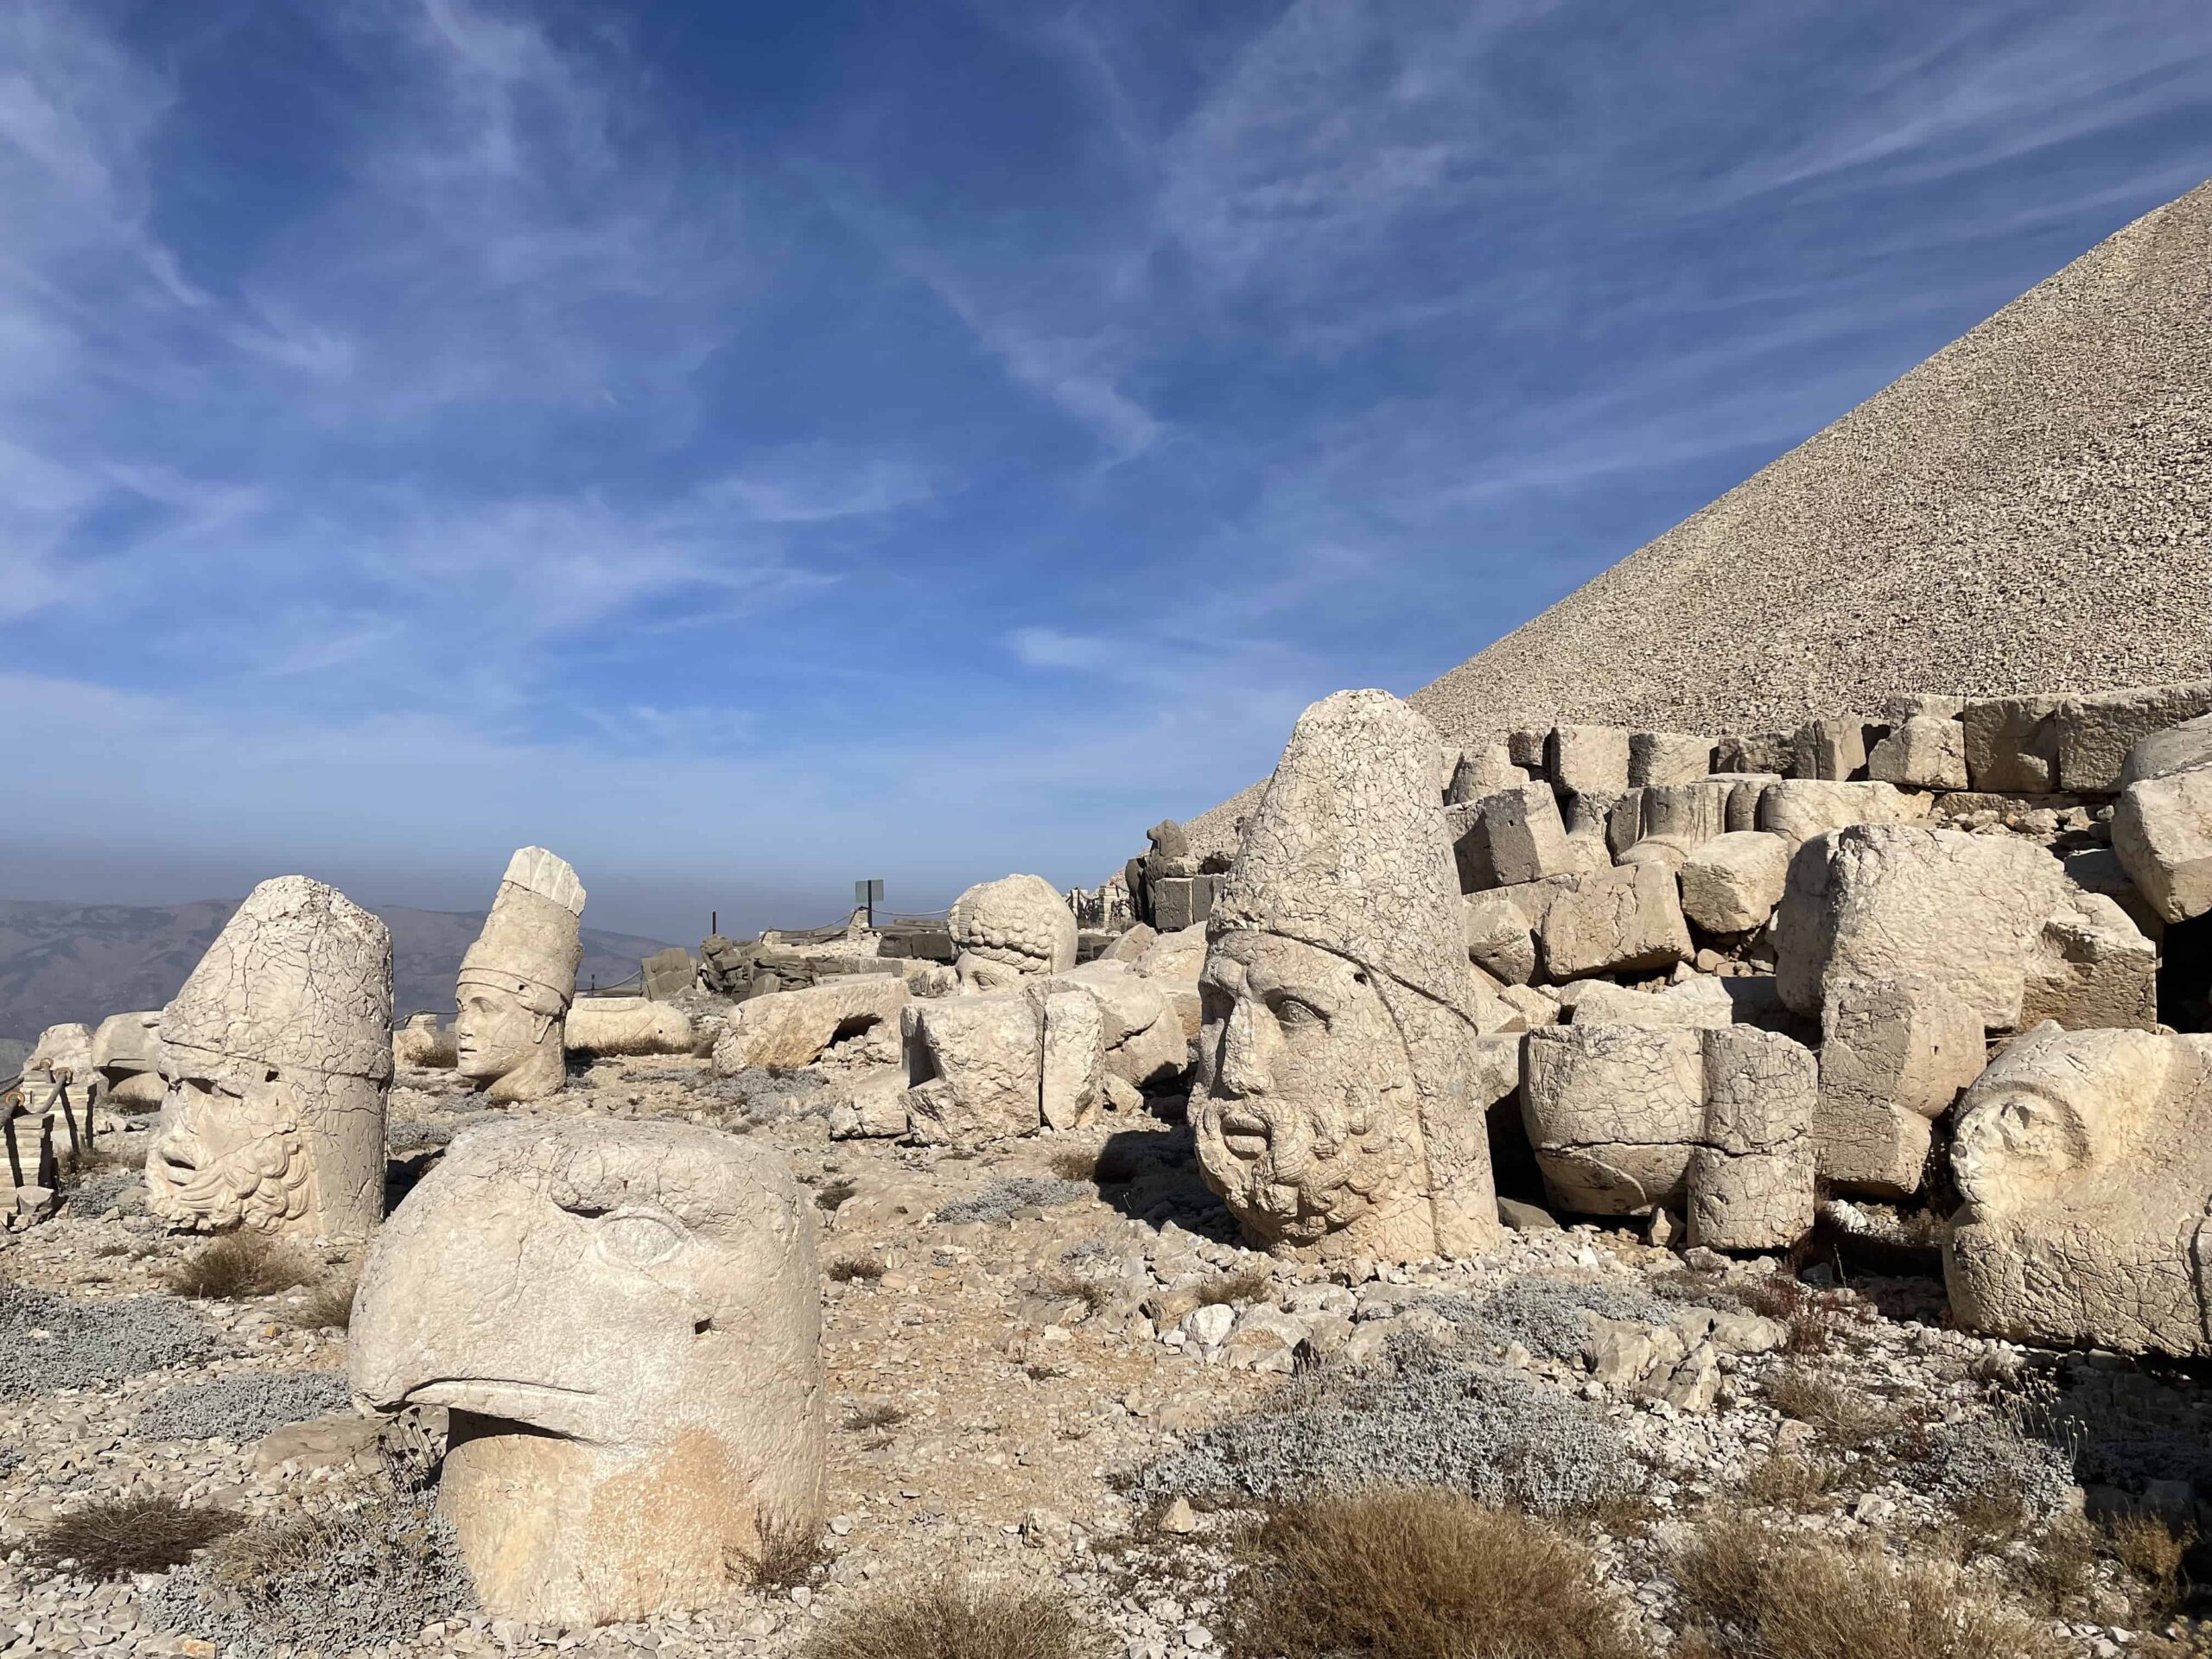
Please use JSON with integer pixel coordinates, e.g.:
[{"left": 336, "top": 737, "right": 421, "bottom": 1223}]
[{"left": 3, "top": 0, "right": 2209, "bottom": 943}]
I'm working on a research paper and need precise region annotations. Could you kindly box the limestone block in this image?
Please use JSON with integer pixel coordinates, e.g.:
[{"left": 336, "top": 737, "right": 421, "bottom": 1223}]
[
  {"left": 1630, "top": 732, "right": 1715, "bottom": 787},
  {"left": 1135, "top": 923, "right": 1205, "bottom": 1040},
  {"left": 566, "top": 997, "right": 695, "bottom": 1058},
  {"left": 1051, "top": 960, "right": 1188, "bottom": 1089},
  {"left": 1033, "top": 985, "right": 1103, "bottom": 1131},
  {"left": 1538, "top": 861, "right": 1691, "bottom": 981},
  {"left": 640, "top": 947, "right": 696, "bottom": 1001},
  {"left": 1711, "top": 772, "right": 1783, "bottom": 833},
  {"left": 1463, "top": 891, "right": 1537, "bottom": 986},
  {"left": 148, "top": 876, "right": 391, "bottom": 1239},
  {"left": 24, "top": 1023, "right": 92, "bottom": 1084},
  {"left": 1866, "top": 715, "right": 1968, "bottom": 790},
  {"left": 1149, "top": 875, "right": 1209, "bottom": 933},
  {"left": 1792, "top": 718, "right": 1868, "bottom": 782},
  {"left": 2021, "top": 893, "right": 2158, "bottom": 1031},
  {"left": 826, "top": 1070, "right": 909, "bottom": 1139},
  {"left": 1715, "top": 734, "right": 1796, "bottom": 776},
  {"left": 1523, "top": 1026, "right": 1704, "bottom": 1212},
  {"left": 1102, "top": 923, "right": 1156, "bottom": 963},
  {"left": 1446, "top": 744, "right": 1528, "bottom": 804},
  {"left": 1815, "top": 981, "right": 1984, "bottom": 1196},
  {"left": 1680, "top": 831, "right": 1791, "bottom": 934},
  {"left": 1508, "top": 729, "right": 1548, "bottom": 772},
  {"left": 1497, "top": 984, "right": 1562, "bottom": 1030},
  {"left": 4, "top": 1109, "right": 56, "bottom": 1195},
  {"left": 2055, "top": 682, "right": 2212, "bottom": 792},
  {"left": 1641, "top": 780, "right": 1733, "bottom": 849},
  {"left": 1547, "top": 725, "right": 1630, "bottom": 797},
  {"left": 711, "top": 977, "right": 909, "bottom": 1074},
  {"left": 1945, "top": 1024, "right": 2212, "bottom": 1356},
  {"left": 1606, "top": 791, "right": 1645, "bottom": 857},
  {"left": 2113, "top": 766, "right": 2212, "bottom": 923},
  {"left": 1961, "top": 696, "right": 2061, "bottom": 792},
  {"left": 91, "top": 1012, "right": 164, "bottom": 1109},
  {"left": 1471, "top": 781, "right": 1578, "bottom": 887},
  {"left": 1618, "top": 835, "right": 1695, "bottom": 874},
  {"left": 1757, "top": 779, "right": 1928, "bottom": 845},
  {"left": 949, "top": 874, "right": 1077, "bottom": 991},
  {"left": 900, "top": 993, "right": 1042, "bottom": 1144},
  {"left": 1773, "top": 825, "right": 2072, "bottom": 1027},
  {"left": 351, "top": 1119, "right": 823, "bottom": 1625},
  {"left": 1194, "top": 690, "right": 1506, "bottom": 1263},
  {"left": 1688, "top": 1027, "right": 1816, "bottom": 1250},
  {"left": 2122, "top": 712, "right": 2212, "bottom": 787},
  {"left": 1560, "top": 976, "right": 1732, "bottom": 1029}
]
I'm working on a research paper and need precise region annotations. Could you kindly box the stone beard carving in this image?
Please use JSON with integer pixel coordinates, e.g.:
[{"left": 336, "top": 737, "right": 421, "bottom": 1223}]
[
  {"left": 146, "top": 877, "right": 392, "bottom": 1238},
  {"left": 1946, "top": 1022, "right": 2212, "bottom": 1355},
  {"left": 454, "top": 848, "right": 585, "bottom": 1104},
  {"left": 1193, "top": 689, "right": 1505, "bottom": 1263},
  {"left": 947, "top": 874, "right": 1078, "bottom": 992},
  {"left": 350, "top": 1120, "right": 825, "bottom": 1627}
]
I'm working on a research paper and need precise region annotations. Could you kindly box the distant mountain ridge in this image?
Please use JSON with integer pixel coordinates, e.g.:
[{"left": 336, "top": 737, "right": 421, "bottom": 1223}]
[{"left": 0, "top": 898, "right": 679, "bottom": 1043}]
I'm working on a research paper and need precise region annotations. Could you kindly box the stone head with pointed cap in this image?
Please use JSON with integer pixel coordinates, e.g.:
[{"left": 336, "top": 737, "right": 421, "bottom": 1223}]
[
  {"left": 1192, "top": 690, "right": 1504, "bottom": 1262},
  {"left": 147, "top": 876, "right": 392, "bottom": 1237},
  {"left": 454, "top": 847, "right": 585, "bottom": 1103}
]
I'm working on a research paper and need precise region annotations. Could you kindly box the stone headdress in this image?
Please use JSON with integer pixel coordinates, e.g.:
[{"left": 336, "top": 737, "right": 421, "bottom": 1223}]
[
  {"left": 162, "top": 875, "right": 394, "bottom": 1083},
  {"left": 458, "top": 848, "right": 586, "bottom": 1017},
  {"left": 1213, "top": 689, "right": 1501, "bottom": 1252},
  {"left": 948, "top": 874, "right": 1077, "bottom": 975}
]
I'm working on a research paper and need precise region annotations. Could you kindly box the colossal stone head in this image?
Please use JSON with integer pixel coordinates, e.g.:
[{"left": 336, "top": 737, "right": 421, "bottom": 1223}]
[
  {"left": 947, "top": 874, "right": 1077, "bottom": 992},
  {"left": 92, "top": 1011, "right": 165, "bottom": 1110},
  {"left": 1193, "top": 690, "right": 1504, "bottom": 1263},
  {"left": 1946, "top": 1022, "right": 2212, "bottom": 1355},
  {"left": 350, "top": 1119, "right": 823, "bottom": 1627},
  {"left": 454, "top": 848, "right": 584, "bottom": 1103},
  {"left": 147, "top": 877, "right": 391, "bottom": 1238}
]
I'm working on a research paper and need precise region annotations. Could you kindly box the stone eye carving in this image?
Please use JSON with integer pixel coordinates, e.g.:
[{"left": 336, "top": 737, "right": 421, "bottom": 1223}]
[{"left": 594, "top": 1208, "right": 686, "bottom": 1268}]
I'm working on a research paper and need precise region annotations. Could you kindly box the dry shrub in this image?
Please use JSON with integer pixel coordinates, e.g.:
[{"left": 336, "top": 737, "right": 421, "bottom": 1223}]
[
  {"left": 1764, "top": 1369, "right": 1898, "bottom": 1451},
  {"left": 843, "top": 1402, "right": 909, "bottom": 1433},
  {"left": 1042, "top": 1273, "right": 1112, "bottom": 1317},
  {"left": 2107, "top": 1510, "right": 2195, "bottom": 1618},
  {"left": 1738, "top": 1276, "right": 1853, "bottom": 1356},
  {"left": 165, "top": 1232, "right": 317, "bottom": 1300},
  {"left": 31, "top": 1496, "right": 240, "bottom": 1578},
  {"left": 744, "top": 1512, "right": 829, "bottom": 1591},
  {"left": 1193, "top": 1267, "right": 1271, "bottom": 1307},
  {"left": 1740, "top": 1452, "right": 1839, "bottom": 1512},
  {"left": 1948, "top": 1482, "right": 2037, "bottom": 1554},
  {"left": 1225, "top": 1490, "right": 1641, "bottom": 1659},
  {"left": 281, "top": 1273, "right": 358, "bottom": 1332},
  {"left": 2011, "top": 1514, "right": 2098, "bottom": 1615},
  {"left": 1675, "top": 1518, "right": 2066, "bottom": 1659},
  {"left": 1046, "top": 1146, "right": 1098, "bottom": 1181},
  {"left": 814, "top": 1177, "right": 859, "bottom": 1213},
  {"left": 802, "top": 1573, "right": 1091, "bottom": 1659},
  {"left": 827, "top": 1255, "right": 887, "bottom": 1284}
]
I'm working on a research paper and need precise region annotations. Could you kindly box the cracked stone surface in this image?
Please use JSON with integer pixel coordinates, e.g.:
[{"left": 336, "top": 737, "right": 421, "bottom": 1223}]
[
  {"left": 947, "top": 876, "right": 1078, "bottom": 993},
  {"left": 454, "top": 848, "right": 587, "bottom": 1106}
]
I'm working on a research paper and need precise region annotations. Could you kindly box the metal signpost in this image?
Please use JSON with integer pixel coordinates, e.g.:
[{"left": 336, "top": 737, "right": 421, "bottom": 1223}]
[{"left": 855, "top": 879, "right": 885, "bottom": 927}]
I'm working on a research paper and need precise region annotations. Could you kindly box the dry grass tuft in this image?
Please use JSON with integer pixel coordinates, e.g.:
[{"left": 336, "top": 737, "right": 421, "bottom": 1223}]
[
  {"left": 1046, "top": 1146, "right": 1098, "bottom": 1181},
  {"left": 1675, "top": 1518, "right": 2067, "bottom": 1659},
  {"left": 31, "top": 1496, "right": 241, "bottom": 1579},
  {"left": 280, "top": 1273, "right": 358, "bottom": 1332},
  {"left": 1193, "top": 1267, "right": 1271, "bottom": 1307},
  {"left": 164, "top": 1232, "right": 319, "bottom": 1300},
  {"left": 1764, "top": 1369, "right": 1899, "bottom": 1451},
  {"left": 1738, "top": 1275, "right": 1854, "bottom": 1356},
  {"left": 1739, "top": 1452, "right": 1840, "bottom": 1512},
  {"left": 827, "top": 1255, "right": 887, "bottom": 1285},
  {"left": 1225, "top": 1490, "right": 1642, "bottom": 1659},
  {"left": 801, "top": 1573, "right": 1092, "bottom": 1659},
  {"left": 842, "top": 1402, "right": 909, "bottom": 1433},
  {"left": 1042, "top": 1273, "right": 1113, "bottom": 1318},
  {"left": 744, "top": 1513, "right": 830, "bottom": 1592},
  {"left": 2107, "top": 1510, "right": 2195, "bottom": 1618},
  {"left": 813, "top": 1177, "right": 859, "bottom": 1213}
]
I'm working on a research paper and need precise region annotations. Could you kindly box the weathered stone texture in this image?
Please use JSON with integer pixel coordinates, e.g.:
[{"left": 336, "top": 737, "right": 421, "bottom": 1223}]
[
  {"left": 1679, "top": 831, "right": 1792, "bottom": 934},
  {"left": 1538, "top": 861, "right": 1691, "bottom": 981}
]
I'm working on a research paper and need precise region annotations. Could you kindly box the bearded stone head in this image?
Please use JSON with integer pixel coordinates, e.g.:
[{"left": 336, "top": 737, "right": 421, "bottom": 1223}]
[
  {"left": 1191, "top": 690, "right": 1507, "bottom": 1263},
  {"left": 948, "top": 874, "right": 1077, "bottom": 992},
  {"left": 145, "top": 877, "right": 391, "bottom": 1239}
]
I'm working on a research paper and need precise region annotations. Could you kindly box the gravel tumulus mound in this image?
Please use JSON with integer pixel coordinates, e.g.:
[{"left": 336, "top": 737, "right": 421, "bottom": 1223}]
[
  {"left": 1192, "top": 181, "right": 2212, "bottom": 852},
  {"left": 134, "top": 1370, "right": 353, "bottom": 1444}
]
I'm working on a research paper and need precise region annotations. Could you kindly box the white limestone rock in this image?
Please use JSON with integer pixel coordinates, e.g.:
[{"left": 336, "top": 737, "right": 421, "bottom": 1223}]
[
  {"left": 1537, "top": 861, "right": 1692, "bottom": 981},
  {"left": 714, "top": 977, "right": 909, "bottom": 1074},
  {"left": 1679, "top": 830, "right": 1792, "bottom": 934}
]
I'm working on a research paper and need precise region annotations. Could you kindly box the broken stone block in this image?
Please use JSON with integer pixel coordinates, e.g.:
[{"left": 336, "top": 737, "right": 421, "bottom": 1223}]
[
  {"left": 1688, "top": 1026, "right": 1817, "bottom": 1251},
  {"left": 2122, "top": 712, "right": 2212, "bottom": 787},
  {"left": 1471, "top": 781, "right": 1579, "bottom": 887},
  {"left": 1961, "top": 696, "right": 2061, "bottom": 792},
  {"left": 1866, "top": 715, "right": 1968, "bottom": 790},
  {"left": 1757, "top": 779, "right": 1929, "bottom": 845},
  {"left": 1522, "top": 1026, "right": 1706, "bottom": 1213},
  {"left": 1617, "top": 836, "right": 1696, "bottom": 874},
  {"left": 1559, "top": 976, "right": 1732, "bottom": 1029},
  {"left": 1679, "top": 831, "right": 1792, "bottom": 934},
  {"left": 1715, "top": 733, "right": 1797, "bottom": 775},
  {"left": 566, "top": 997, "right": 696, "bottom": 1058},
  {"left": 1815, "top": 980, "right": 1984, "bottom": 1197},
  {"left": 712, "top": 976, "right": 910, "bottom": 1073},
  {"left": 1463, "top": 891, "right": 1537, "bottom": 985},
  {"left": 1775, "top": 825, "right": 2074, "bottom": 1027},
  {"left": 1034, "top": 985, "right": 1103, "bottom": 1131},
  {"left": 2054, "top": 681, "right": 2212, "bottom": 793},
  {"left": 1446, "top": 744, "right": 1528, "bottom": 804},
  {"left": 1630, "top": 732, "right": 1715, "bottom": 787},
  {"left": 640, "top": 946, "right": 695, "bottom": 1001},
  {"left": 2021, "top": 892, "right": 2158, "bottom": 1031},
  {"left": 2114, "top": 765, "right": 2212, "bottom": 924},
  {"left": 901, "top": 993, "right": 1044, "bottom": 1143},
  {"left": 1496, "top": 983, "right": 1563, "bottom": 1030},
  {"left": 1791, "top": 718, "right": 1869, "bottom": 782},
  {"left": 1640, "top": 779, "right": 1734, "bottom": 849},
  {"left": 827, "top": 1071, "right": 909, "bottom": 1139},
  {"left": 1606, "top": 791, "right": 1645, "bottom": 857},
  {"left": 1713, "top": 772, "right": 1783, "bottom": 833},
  {"left": 1052, "top": 959, "right": 1188, "bottom": 1090},
  {"left": 1946, "top": 1023, "right": 2212, "bottom": 1356},
  {"left": 1538, "top": 861, "right": 1692, "bottom": 981},
  {"left": 1546, "top": 725, "right": 1631, "bottom": 797}
]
